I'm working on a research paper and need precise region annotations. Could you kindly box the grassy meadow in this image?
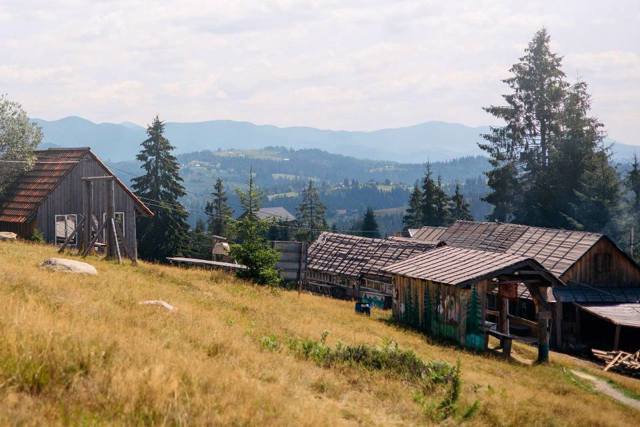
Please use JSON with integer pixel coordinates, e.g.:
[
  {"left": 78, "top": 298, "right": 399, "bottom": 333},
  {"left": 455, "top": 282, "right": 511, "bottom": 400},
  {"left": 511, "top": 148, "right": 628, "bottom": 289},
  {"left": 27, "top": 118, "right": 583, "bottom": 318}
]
[{"left": 0, "top": 240, "right": 639, "bottom": 426}]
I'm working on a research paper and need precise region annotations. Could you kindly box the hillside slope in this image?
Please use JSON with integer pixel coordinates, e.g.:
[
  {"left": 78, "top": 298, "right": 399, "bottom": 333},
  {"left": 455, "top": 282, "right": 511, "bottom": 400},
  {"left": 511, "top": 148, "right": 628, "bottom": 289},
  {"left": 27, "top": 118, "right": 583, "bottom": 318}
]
[{"left": 0, "top": 241, "right": 639, "bottom": 425}]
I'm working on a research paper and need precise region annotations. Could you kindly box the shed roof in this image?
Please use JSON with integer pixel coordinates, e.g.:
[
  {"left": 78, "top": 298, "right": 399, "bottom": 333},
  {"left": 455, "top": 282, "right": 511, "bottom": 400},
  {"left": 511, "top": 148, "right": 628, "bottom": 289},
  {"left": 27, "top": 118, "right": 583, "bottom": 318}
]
[
  {"left": 306, "top": 232, "right": 435, "bottom": 278},
  {"left": 554, "top": 286, "right": 640, "bottom": 303},
  {"left": 256, "top": 207, "right": 296, "bottom": 222},
  {"left": 382, "top": 245, "right": 561, "bottom": 288},
  {"left": 411, "top": 226, "right": 447, "bottom": 243},
  {"left": 578, "top": 304, "right": 640, "bottom": 328},
  {"left": 0, "top": 148, "right": 153, "bottom": 223},
  {"left": 416, "top": 221, "right": 607, "bottom": 278}
]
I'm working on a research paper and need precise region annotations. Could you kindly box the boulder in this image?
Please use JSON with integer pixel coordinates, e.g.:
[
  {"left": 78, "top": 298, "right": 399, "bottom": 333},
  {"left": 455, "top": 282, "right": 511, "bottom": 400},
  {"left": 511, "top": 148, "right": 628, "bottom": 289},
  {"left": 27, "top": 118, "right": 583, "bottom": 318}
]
[
  {"left": 0, "top": 232, "right": 17, "bottom": 241},
  {"left": 40, "top": 258, "right": 98, "bottom": 275}
]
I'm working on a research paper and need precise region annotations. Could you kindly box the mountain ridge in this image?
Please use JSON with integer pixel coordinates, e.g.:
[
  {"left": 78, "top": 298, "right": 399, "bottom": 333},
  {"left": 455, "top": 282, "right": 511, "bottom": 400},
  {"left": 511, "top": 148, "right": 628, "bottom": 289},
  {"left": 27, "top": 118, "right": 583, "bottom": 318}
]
[{"left": 33, "top": 116, "right": 639, "bottom": 163}]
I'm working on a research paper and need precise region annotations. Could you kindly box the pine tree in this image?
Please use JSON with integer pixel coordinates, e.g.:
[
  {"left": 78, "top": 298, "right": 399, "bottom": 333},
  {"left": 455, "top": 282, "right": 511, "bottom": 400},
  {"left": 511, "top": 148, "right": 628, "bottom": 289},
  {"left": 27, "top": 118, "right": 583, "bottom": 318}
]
[
  {"left": 205, "top": 177, "right": 233, "bottom": 237},
  {"left": 296, "top": 180, "right": 327, "bottom": 241},
  {"left": 185, "top": 218, "right": 211, "bottom": 259},
  {"left": 236, "top": 167, "right": 263, "bottom": 219},
  {"left": 421, "top": 164, "right": 439, "bottom": 226},
  {"left": 231, "top": 172, "right": 281, "bottom": 285},
  {"left": 433, "top": 176, "right": 450, "bottom": 225},
  {"left": 450, "top": 183, "right": 473, "bottom": 222},
  {"left": 403, "top": 182, "right": 422, "bottom": 230},
  {"left": 627, "top": 155, "right": 640, "bottom": 211},
  {"left": 361, "top": 207, "right": 380, "bottom": 238},
  {"left": 132, "top": 116, "right": 189, "bottom": 261},
  {"left": 480, "top": 28, "right": 568, "bottom": 225}
]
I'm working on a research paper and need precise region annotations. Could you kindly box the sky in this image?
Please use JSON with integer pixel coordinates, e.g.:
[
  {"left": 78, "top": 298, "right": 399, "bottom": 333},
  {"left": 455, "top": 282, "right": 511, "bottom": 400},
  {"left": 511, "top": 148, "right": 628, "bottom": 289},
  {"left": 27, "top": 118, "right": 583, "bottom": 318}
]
[{"left": 1, "top": 0, "right": 639, "bottom": 144}]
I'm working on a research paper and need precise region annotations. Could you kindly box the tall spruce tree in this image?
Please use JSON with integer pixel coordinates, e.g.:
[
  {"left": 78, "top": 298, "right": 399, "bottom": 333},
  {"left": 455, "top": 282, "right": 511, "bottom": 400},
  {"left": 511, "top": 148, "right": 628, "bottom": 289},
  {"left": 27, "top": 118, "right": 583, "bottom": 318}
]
[
  {"left": 361, "top": 207, "right": 380, "bottom": 238},
  {"left": 296, "top": 180, "right": 327, "bottom": 241},
  {"left": 421, "top": 164, "right": 439, "bottom": 226},
  {"left": 236, "top": 167, "right": 263, "bottom": 220},
  {"left": 205, "top": 177, "right": 233, "bottom": 237},
  {"left": 132, "top": 116, "right": 189, "bottom": 261},
  {"left": 433, "top": 176, "right": 450, "bottom": 225},
  {"left": 480, "top": 28, "right": 568, "bottom": 225},
  {"left": 403, "top": 182, "right": 423, "bottom": 230},
  {"left": 450, "top": 183, "right": 473, "bottom": 222},
  {"left": 627, "top": 155, "right": 640, "bottom": 211}
]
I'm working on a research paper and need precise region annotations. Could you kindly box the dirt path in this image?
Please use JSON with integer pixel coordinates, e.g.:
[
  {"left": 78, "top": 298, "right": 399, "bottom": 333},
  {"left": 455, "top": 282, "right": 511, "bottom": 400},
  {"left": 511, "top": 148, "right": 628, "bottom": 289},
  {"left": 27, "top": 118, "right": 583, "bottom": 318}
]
[{"left": 572, "top": 370, "right": 640, "bottom": 411}]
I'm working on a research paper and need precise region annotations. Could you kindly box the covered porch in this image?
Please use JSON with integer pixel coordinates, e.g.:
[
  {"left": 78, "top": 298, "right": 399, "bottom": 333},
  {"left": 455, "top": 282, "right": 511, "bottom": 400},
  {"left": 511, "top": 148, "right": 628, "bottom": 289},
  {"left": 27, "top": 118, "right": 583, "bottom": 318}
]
[{"left": 383, "top": 246, "right": 564, "bottom": 362}]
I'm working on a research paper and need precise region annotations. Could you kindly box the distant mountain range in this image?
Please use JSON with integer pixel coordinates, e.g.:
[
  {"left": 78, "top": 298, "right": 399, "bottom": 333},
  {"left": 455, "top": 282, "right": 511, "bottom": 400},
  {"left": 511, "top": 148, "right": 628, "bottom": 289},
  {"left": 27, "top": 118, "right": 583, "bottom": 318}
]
[{"left": 34, "top": 116, "right": 640, "bottom": 164}]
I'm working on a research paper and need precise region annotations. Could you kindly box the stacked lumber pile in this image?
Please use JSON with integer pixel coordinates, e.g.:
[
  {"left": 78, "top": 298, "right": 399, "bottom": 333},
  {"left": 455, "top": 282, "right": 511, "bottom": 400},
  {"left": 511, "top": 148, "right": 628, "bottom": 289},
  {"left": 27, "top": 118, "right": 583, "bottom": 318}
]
[{"left": 592, "top": 349, "right": 640, "bottom": 376}]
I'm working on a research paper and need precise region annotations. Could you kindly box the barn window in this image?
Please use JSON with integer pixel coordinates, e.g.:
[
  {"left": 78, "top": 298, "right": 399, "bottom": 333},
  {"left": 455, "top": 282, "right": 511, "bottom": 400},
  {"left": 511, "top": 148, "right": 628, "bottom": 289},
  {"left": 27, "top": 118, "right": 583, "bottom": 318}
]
[
  {"left": 102, "top": 212, "right": 125, "bottom": 241},
  {"left": 594, "top": 253, "right": 612, "bottom": 274},
  {"left": 54, "top": 214, "right": 77, "bottom": 246}
]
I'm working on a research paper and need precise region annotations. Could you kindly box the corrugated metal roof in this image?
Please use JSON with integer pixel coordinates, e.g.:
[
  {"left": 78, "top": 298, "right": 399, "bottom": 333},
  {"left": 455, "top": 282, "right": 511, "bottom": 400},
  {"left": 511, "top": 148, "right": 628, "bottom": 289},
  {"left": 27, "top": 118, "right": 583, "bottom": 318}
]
[
  {"left": 578, "top": 304, "right": 640, "bottom": 328},
  {"left": 0, "top": 148, "right": 152, "bottom": 223},
  {"left": 411, "top": 226, "right": 447, "bottom": 243},
  {"left": 382, "top": 245, "right": 558, "bottom": 287},
  {"left": 306, "top": 232, "right": 435, "bottom": 278}
]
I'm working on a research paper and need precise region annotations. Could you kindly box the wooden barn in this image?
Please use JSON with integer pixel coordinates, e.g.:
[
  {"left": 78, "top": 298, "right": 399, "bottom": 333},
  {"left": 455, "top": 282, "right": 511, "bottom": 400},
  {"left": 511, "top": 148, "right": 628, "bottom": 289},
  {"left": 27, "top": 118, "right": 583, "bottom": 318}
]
[
  {"left": 410, "top": 220, "right": 640, "bottom": 352},
  {"left": 304, "top": 232, "right": 435, "bottom": 308},
  {"left": 0, "top": 148, "right": 153, "bottom": 258},
  {"left": 383, "top": 246, "right": 563, "bottom": 360}
]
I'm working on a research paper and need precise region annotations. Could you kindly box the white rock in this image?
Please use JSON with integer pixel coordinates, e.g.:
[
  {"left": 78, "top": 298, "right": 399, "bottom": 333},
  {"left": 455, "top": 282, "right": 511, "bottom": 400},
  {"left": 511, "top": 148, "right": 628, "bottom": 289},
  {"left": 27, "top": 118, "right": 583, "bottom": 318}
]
[
  {"left": 0, "top": 231, "right": 17, "bottom": 241},
  {"left": 40, "top": 258, "right": 98, "bottom": 275},
  {"left": 139, "top": 300, "right": 175, "bottom": 311}
]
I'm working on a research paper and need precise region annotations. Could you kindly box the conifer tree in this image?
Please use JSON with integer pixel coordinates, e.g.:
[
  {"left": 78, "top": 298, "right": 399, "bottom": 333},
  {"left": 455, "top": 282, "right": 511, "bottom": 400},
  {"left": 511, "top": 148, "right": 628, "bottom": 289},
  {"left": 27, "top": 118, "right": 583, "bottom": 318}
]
[
  {"left": 480, "top": 28, "right": 567, "bottom": 225},
  {"left": 186, "top": 218, "right": 211, "bottom": 259},
  {"left": 132, "top": 116, "right": 189, "bottom": 261},
  {"left": 433, "top": 176, "right": 450, "bottom": 225},
  {"left": 421, "top": 164, "right": 439, "bottom": 226},
  {"left": 403, "top": 182, "right": 422, "bottom": 230},
  {"left": 205, "top": 177, "right": 233, "bottom": 237},
  {"left": 627, "top": 155, "right": 640, "bottom": 211},
  {"left": 296, "top": 180, "right": 327, "bottom": 241},
  {"left": 361, "top": 207, "right": 380, "bottom": 238},
  {"left": 230, "top": 172, "right": 281, "bottom": 285},
  {"left": 450, "top": 183, "right": 473, "bottom": 222}
]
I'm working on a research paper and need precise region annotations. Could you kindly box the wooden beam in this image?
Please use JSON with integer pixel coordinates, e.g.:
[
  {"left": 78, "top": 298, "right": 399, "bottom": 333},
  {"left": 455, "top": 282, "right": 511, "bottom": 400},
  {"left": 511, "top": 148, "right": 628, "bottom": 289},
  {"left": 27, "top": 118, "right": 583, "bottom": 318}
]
[
  {"left": 81, "top": 176, "right": 116, "bottom": 181},
  {"left": 110, "top": 218, "right": 122, "bottom": 264},
  {"left": 58, "top": 216, "right": 85, "bottom": 253}
]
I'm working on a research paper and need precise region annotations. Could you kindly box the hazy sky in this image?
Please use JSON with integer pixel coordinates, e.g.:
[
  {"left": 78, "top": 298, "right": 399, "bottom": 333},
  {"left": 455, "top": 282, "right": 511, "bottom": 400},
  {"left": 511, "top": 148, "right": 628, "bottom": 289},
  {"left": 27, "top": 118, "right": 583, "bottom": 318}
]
[{"left": 1, "top": 1, "right": 638, "bottom": 144}]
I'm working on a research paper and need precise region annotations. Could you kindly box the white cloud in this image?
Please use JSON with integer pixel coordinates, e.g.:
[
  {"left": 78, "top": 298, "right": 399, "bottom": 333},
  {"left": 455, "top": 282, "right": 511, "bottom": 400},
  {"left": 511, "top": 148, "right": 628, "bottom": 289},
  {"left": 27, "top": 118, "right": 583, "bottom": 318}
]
[{"left": 0, "top": 0, "right": 637, "bottom": 144}]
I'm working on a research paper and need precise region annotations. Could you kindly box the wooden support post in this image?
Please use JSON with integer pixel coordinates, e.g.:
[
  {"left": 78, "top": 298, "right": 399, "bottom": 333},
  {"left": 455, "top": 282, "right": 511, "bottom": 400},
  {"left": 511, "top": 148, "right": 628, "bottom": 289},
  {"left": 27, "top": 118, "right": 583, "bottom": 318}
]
[
  {"left": 111, "top": 218, "right": 122, "bottom": 264},
  {"left": 105, "top": 178, "right": 116, "bottom": 260},
  {"left": 499, "top": 295, "right": 509, "bottom": 334},
  {"left": 58, "top": 216, "right": 85, "bottom": 253},
  {"left": 82, "top": 220, "right": 108, "bottom": 257},
  {"left": 613, "top": 324, "right": 621, "bottom": 351},
  {"left": 82, "top": 180, "right": 93, "bottom": 253},
  {"left": 537, "top": 310, "right": 551, "bottom": 363},
  {"left": 554, "top": 302, "right": 563, "bottom": 350}
]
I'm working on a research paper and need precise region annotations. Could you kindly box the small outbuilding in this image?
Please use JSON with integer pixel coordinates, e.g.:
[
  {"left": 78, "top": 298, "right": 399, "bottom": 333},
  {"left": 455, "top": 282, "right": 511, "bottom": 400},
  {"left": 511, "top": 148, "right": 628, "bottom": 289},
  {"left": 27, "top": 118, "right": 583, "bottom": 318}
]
[
  {"left": 383, "top": 245, "right": 563, "bottom": 360},
  {"left": 0, "top": 148, "right": 153, "bottom": 258}
]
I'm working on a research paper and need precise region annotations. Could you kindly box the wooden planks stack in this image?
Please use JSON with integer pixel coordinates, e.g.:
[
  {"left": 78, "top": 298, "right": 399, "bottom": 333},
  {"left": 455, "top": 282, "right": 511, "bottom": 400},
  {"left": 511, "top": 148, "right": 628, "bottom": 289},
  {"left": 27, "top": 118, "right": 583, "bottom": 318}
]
[{"left": 592, "top": 349, "right": 640, "bottom": 376}]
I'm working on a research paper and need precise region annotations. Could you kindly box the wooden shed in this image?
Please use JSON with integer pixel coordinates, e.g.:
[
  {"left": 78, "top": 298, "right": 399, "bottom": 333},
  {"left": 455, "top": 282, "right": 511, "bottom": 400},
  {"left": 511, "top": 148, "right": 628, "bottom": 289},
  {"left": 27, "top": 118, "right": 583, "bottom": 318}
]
[
  {"left": 383, "top": 246, "right": 563, "bottom": 360},
  {"left": 0, "top": 148, "right": 153, "bottom": 258},
  {"left": 304, "top": 232, "right": 435, "bottom": 308},
  {"left": 410, "top": 221, "right": 640, "bottom": 352}
]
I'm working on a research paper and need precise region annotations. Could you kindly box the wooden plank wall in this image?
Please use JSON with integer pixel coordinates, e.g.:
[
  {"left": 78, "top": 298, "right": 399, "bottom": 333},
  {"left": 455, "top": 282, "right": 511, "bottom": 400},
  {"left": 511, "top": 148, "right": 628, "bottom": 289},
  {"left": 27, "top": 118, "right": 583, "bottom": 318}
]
[
  {"left": 562, "top": 238, "right": 640, "bottom": 287},
  {"left": 35, "top": 155, "right": 138, "bottom": 253},
  {"left": 272, "top": 240, "right": 306, "bottom": 282}
]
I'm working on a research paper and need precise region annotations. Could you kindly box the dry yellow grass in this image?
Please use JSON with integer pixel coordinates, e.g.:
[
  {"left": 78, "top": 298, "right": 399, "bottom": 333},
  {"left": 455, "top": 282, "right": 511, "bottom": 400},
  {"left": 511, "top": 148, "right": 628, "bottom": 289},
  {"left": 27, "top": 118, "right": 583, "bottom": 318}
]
[{"left": 0, "top": 240, "right": 639, "bottom": 426}]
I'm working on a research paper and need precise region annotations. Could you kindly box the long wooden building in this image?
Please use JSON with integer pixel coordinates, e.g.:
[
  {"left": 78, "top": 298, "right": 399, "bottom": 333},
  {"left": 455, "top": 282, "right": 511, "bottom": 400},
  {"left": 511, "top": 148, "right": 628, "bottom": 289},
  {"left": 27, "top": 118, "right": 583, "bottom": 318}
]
[
  {"left": 0, "top": 148, "right": 153, "bottom": 258},
  {"left": 304, "top": 232, "right": 435, "bottom": 308},
  {"left": 409, "top": 221, "right": 640, "bottom": 352}
]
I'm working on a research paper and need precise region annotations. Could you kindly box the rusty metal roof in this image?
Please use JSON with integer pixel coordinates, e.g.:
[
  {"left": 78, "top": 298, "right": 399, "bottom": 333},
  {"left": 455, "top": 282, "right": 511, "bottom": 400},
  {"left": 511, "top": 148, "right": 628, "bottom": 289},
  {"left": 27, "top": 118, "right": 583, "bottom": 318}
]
[
  {"left": 0, "top": 148, "right": 152, "bottom": 223},
  {"left": 414, "top": 221, "right": 606, "bottom": 278},
  {"left": 411, "top": 226, "right": 447, "bottom": 244},
  {"left": 382, "top": 245, "right": 561, "bottom": 288},
  {"left": 306, "top": 232, "right": 435, "bottom": 278}
]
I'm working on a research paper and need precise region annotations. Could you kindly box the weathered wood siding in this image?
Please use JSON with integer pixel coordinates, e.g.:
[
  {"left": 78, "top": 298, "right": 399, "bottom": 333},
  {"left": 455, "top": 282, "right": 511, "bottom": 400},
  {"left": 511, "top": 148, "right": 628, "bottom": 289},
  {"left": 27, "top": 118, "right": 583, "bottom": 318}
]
[
  {"left": 393, "top": 275, "right": 487, "bottom": 350},
  {"left": 562, "top": 238, "right": 640, "bottom": 287},
  {"left": 34, "top": 154, "right": 138, "bottom": 253}
]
